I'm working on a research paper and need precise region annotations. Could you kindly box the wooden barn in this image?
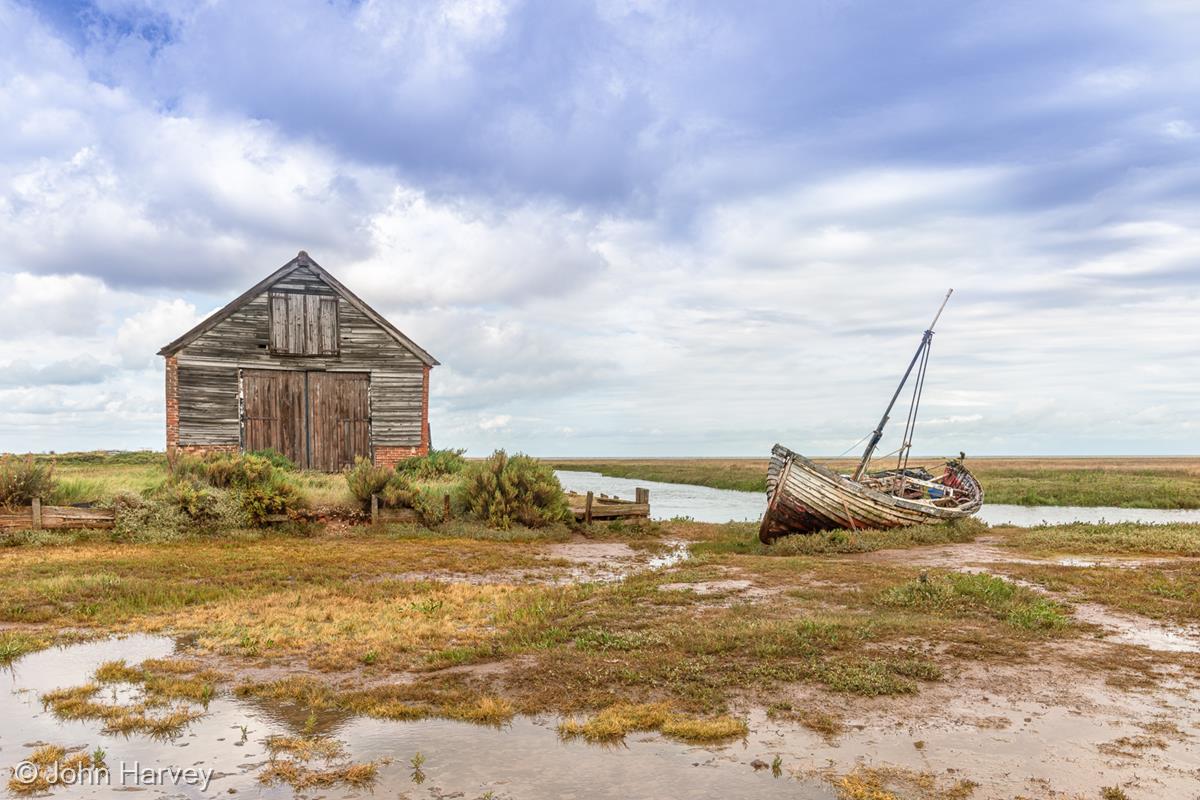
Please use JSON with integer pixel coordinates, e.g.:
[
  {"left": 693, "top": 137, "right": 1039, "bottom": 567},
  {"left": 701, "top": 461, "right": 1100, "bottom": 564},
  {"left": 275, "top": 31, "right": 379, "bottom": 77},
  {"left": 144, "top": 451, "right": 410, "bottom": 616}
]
[{"left": 158, "top": 251, "right": 438, "bottom": 470}]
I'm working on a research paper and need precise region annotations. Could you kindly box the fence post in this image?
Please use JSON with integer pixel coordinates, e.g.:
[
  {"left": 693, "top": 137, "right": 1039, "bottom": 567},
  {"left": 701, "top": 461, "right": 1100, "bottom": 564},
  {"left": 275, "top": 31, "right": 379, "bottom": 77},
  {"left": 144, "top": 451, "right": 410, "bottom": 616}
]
[
  {"left": 443, "top": 493, "right": 451, "bottom": 522},
  {"left": 370, "top": 493, "right": 379, "bottom": 524},
  {"left": 31, "top": 498, "right": 42, "bottom": 530},
  {"left": 584, "top": 491, "right": 594, "bottom": 525}
]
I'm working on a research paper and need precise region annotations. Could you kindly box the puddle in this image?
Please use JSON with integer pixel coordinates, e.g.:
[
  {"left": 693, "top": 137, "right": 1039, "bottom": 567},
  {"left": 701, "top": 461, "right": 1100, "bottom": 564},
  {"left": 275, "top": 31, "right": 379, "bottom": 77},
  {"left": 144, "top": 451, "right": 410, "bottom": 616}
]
[
  {"left": 1, "top": 635, "right": 828, "bottom": 799},
  {"left": 752, "top": 658, "right": 1200, "bottom": 799},
  {"left": 555, "top": 470, "right": 1200, "bottom": 527},
  {"left": 542, "top": 538, "right": 691, "bottom": 582},
  {"left": 1070, "top": 604, "right": 1200, "bottom": 654}
]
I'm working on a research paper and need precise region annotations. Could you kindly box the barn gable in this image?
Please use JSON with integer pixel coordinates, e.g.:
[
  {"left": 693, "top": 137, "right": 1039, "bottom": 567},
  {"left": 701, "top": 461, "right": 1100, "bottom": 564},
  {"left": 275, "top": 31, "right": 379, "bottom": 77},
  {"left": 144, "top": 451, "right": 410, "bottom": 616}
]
[
  {"left": 159, "top": 252, "right": 436, "bottom": 470},
  {"left": 158, "top": 251, "right": 437, "bottom": 366}
]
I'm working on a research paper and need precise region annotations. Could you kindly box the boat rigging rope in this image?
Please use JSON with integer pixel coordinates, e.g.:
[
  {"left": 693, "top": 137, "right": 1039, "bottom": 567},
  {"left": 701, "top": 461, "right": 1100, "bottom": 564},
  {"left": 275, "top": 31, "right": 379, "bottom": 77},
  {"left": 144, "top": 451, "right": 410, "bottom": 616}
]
[{"left": 897, "top": 335, "right": 932, "bottom": 472}]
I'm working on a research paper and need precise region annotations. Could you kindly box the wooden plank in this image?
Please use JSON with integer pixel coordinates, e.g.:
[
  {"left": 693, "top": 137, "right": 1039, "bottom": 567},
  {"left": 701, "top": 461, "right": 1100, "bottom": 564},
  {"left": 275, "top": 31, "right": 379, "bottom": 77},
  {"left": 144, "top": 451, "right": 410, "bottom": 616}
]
[
  {"left": 0, "top": 505, "right": 115, "bottom": 530},
  {"left": 304, "top": 294, "right": 321, "bottom": 354},
  {"left": 318, "top": 297, "right": 339, "bottom": 354},
  {"left": 286, "top": 294, "right": 305, "bottom": 354},
  {"left": 269, "top": 294, "right": 289, "bottom": 352}
]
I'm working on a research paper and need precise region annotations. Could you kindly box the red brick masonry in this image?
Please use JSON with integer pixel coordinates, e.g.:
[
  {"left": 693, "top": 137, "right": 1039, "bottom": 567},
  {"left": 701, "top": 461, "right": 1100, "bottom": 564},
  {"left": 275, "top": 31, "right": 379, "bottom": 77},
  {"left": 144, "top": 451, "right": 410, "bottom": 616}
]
[
  {"left": 374, "top": 445, "right": 428, "bottom": 469},
  {"left": 164, "top": 355, "right": 179, "bottom": 453}
]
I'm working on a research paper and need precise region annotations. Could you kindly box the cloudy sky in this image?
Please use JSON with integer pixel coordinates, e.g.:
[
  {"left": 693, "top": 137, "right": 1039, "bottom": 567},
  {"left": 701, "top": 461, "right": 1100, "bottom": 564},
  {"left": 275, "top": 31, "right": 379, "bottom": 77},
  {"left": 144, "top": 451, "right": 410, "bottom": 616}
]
[{"left": 1, "top": 0, "right": 1197, "bottom": 458}]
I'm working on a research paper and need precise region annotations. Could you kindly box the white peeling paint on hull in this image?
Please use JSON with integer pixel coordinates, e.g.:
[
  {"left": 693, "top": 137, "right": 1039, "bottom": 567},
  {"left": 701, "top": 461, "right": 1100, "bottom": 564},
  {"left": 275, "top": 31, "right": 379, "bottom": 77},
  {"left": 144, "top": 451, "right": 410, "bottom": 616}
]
[{"left": 760, "top": 444, "right": 984, "bottom": 542}]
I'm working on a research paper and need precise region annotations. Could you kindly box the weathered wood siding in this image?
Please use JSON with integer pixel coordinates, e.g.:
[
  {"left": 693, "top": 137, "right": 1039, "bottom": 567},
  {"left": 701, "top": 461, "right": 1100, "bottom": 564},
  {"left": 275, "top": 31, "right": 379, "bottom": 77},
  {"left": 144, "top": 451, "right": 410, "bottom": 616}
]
[{"left": 175, "top": 266, "right": 425, "bottom": 448}]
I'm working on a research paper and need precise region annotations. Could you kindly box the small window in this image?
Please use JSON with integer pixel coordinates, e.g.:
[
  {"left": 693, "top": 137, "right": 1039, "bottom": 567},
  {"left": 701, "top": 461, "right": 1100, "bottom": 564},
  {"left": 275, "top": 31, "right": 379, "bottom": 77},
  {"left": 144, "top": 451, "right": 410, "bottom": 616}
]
[{"left": 270, "top": 293, "right": 339, "bottom": 355}]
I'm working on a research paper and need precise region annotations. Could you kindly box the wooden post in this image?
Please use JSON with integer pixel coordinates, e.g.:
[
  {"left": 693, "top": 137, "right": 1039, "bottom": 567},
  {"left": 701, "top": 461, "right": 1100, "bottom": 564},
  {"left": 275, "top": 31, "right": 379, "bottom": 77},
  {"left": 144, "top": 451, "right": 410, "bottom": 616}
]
[
  {"left": 370, "top": 493, "right": 379, "bottom": 524},
  {"left": 584, "top": 491, "right": 594, "bottom": 525},
  {"left": 443, "top": 493, "right": 451, "bottom": 522},
  {"left": 31, "top": 498, "right": 42, "bottom": 530},
  {"left": 635, "top": 487, "right": 648, "bottom": 504}
]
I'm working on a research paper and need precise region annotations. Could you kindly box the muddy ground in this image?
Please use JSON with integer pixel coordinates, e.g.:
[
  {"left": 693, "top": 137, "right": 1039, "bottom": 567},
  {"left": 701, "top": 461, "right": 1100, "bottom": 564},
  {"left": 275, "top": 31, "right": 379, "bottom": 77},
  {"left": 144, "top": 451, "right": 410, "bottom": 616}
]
[{"left": 3, "top": 525, "right": 1199, "bottom": 799}]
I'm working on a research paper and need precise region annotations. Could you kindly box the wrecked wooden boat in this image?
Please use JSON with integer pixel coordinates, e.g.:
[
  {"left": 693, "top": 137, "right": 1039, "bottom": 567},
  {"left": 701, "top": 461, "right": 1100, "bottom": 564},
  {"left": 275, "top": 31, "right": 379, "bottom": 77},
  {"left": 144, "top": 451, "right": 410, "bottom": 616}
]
[{"left": 760, "top": 290, "right": 983, "bottom": 543}]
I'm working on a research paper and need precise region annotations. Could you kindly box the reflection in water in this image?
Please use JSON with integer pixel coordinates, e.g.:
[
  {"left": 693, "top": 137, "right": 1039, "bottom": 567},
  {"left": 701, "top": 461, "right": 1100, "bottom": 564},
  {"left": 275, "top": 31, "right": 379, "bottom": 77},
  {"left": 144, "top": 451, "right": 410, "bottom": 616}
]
[
  {"left": 0, "top": 635, "right": 831, "bottom": 799},
  {"left": 555, "top": 470, "right": 1200, "bottom": 527}
]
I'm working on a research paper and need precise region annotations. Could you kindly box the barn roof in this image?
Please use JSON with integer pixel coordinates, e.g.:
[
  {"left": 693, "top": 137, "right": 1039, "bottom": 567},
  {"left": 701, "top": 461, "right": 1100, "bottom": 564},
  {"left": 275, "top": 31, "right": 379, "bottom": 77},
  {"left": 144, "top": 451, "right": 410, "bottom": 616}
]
[{"left": 157, "top": 252, "right": 439, "bottom": 366}]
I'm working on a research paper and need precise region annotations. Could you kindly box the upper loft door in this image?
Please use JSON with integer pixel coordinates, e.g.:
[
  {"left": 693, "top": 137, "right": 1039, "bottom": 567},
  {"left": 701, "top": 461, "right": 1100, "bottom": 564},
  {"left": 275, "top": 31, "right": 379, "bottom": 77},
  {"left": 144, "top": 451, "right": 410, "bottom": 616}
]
[
  {"left": 241, "top": 369, "right": 306, "bottom": 466},
  {"left": 307, "top": 372, "right": 371, "bottom": 471}
]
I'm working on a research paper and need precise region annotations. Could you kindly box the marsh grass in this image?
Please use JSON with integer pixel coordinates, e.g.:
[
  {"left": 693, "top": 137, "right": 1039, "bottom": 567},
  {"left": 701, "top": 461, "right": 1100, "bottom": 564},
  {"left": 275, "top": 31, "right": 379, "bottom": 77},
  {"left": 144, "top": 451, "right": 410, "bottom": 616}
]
[
  {"left": 1009, "top": 563, "right": 1200, "bottom": 625},
  {"left": 879, "top": 573, "right": 1070, "bottom": 631},
  {"left": 692, "top": 518, "right": 986, "bottom": 557},
  {"left": 831, "top": 766, "right": 978, "bottom": 800},
  {"left": 999, "top": 522, "right": 1200, "bottom": 556},
  {"left": 557, "top": 702, "right": 747, "bottom": 743},
  {"left": 0, "top": 630, "right": 49, "bottom": 664},
  {"left": 258, "top": 760, "right": 379, "bottom": 789},
  {"left": 7, "top": 745, "right": 97, "bottom": 795},
  {"left": 41, "top": 656, "right": 223, "bottom": 737}
]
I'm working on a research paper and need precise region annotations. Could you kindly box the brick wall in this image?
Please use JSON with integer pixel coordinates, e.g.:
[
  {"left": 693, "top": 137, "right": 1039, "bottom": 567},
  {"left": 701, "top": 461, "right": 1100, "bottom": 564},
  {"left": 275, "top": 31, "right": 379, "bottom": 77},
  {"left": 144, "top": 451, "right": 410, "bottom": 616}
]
[
  {"left": 164, "top": 355, "right": 179, "bottom": 454},
  {"left": 374, "top": 445, "right": 428, "bottom": 469}
]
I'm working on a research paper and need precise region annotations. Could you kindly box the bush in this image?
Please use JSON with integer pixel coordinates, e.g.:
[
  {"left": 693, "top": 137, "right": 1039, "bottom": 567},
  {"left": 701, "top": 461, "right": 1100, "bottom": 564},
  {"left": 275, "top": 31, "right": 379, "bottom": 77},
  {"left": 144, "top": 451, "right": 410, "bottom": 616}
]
[
  {"left": 396, "top": 448, "right": 467, "bottom": 480},
  {"left": 173, "top": 452, "right": 276, "bottom": 489},
  {"left": 457, "top": 450, "right": 570, "bottom": 530},
  {"left": 164, "top": 479, "right": 219, "bottom": 520},
  {"left": 239, "top": 473, "right": 303, "bottom": 525},
  {"left": 248, "top": 449, "right": 298, "bottom": 471},
  {"left": 345, "top": 457, "right": 393, "bottom": 509},
  {"left": 0, "top": 455, "right": 57, "bottom": 508}
]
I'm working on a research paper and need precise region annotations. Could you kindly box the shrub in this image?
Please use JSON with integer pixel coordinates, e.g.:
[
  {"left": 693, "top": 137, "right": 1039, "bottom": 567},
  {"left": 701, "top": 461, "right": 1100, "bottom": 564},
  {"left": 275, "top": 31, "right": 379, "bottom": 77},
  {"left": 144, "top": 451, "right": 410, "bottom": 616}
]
[
  {"left": 248, "top": 449, "right": 298, "bottom": 471},
  {"left": 396, "top": 448, "right": 467, "bottom": 480},
  {"left": 173, "top": 452, "right": 276, "bottom": 489},
  {"left": 345, "top": 457, "right": 392, "bottom": 509},
  {"left": 164, "top": 479, "right": 219, "bottom": 520},
  {"left": 0, "top": 455, "right": 56, "bottom": 508},
  {"left": 457, "top": 450, "right": 570, "bottom": 530},
  {"left": 239, "top": 473, "right": 302, "bottom": 525}
]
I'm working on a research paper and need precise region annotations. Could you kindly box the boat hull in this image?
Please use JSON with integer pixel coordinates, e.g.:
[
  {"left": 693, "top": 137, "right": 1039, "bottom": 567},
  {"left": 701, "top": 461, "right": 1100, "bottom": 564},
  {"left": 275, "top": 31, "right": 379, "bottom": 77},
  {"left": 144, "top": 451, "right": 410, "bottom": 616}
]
[{"left": 759, "top": 444, "right": 983, "bottom": 543}]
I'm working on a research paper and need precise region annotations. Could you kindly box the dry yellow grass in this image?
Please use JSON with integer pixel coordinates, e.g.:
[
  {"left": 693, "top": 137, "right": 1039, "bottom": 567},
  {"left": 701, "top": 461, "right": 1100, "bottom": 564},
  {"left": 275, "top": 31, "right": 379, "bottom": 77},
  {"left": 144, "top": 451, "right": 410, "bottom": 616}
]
[
  {"left": 558, "top": 702, "right": 748, "bottom": 743},
  {"left": 258, "top": 759, "right": 379, "bottom": 789},
  {"left": 7, "top": 745, "right": 98, "bottom": 795}
]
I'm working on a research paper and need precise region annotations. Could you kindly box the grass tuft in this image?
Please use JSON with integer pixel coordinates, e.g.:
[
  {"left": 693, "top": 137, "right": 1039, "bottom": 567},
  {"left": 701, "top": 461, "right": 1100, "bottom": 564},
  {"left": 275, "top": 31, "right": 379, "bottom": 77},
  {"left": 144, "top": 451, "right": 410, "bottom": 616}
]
[{"left": 558, "top": 703, "right": 747, "bottom": 743}]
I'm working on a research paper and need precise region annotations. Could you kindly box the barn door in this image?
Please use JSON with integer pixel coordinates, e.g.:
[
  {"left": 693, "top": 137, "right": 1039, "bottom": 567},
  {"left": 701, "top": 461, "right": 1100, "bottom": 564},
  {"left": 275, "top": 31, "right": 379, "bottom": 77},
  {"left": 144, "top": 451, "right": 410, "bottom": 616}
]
[
  {"left": 241, "top": 370, "right": 307, "bottom": 466},
  {"left": 307, "top": 372, "right": 371, "bottom": 471}
]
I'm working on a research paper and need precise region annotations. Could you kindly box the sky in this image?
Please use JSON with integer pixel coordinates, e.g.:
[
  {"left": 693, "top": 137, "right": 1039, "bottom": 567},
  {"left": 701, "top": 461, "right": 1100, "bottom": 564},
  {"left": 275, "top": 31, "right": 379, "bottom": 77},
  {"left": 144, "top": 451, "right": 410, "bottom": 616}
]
[{"left": 1, "top": 0, "right": 1198, "bottom": 458}]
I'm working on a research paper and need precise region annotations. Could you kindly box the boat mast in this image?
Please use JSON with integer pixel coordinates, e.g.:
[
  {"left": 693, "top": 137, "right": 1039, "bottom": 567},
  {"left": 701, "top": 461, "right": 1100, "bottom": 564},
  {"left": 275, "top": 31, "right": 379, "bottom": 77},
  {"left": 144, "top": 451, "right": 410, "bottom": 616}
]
[{"left": 852, "top": 289, "right": 953, "bottom": 482}]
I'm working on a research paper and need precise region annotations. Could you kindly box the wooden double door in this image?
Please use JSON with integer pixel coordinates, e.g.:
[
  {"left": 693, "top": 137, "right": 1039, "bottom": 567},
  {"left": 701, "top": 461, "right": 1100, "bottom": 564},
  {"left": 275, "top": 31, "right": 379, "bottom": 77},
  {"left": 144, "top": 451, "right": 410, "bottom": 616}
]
[{"left": 241, "top": 370, "right": 369, "bottom": 471}]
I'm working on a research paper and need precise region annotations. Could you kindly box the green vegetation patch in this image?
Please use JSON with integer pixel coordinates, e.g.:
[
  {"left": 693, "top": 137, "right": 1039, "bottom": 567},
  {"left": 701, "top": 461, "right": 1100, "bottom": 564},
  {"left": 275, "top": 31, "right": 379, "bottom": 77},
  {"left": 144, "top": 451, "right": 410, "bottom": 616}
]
[
  {"left": 879, "top": 572, "right": 1070, "bottom": 631},
  {"left": 999, "top": 522, "right": 1200, "bottom": 557}
]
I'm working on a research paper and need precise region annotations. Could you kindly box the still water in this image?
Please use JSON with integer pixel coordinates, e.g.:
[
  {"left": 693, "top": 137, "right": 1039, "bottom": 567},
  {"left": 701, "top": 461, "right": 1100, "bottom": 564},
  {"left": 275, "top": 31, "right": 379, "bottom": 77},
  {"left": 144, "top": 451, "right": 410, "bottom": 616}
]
[
  {"left": 555, "top": 470, "right": 1200, "bottom": 527},
  {"left": 1, "top": 635, "right": 831, "bottom": 799}
]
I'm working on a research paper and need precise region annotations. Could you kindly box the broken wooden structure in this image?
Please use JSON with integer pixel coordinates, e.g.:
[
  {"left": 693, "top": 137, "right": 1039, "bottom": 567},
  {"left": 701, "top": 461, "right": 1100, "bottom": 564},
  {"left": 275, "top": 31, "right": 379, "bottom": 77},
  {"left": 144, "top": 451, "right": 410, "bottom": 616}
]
[
  {"left": 568, "top": 488, "right": 651, "bottom": 523},
  {"left": 760, "top": 290, "right": 984, "bottom": 542},
  {"left": 0, "top": 498, "right": 115, "bottom": 531},
  {"left": 158, "top": 251, "right": 438, "bottom": 471}
]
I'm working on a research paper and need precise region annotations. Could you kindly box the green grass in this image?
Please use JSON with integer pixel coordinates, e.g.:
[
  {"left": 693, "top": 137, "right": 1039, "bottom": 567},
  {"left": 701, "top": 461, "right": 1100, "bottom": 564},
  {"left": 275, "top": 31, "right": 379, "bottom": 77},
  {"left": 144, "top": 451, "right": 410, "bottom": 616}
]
[
  {"left": 1009, "top": 563, "right": 1200, "bottom": 626},
  {"left": 977, "top": 467, "right": 1200, "bottom": 509},
  {"left": 0, "top": 630, "right": 50, "bottom": 664},
  {"left": 878, "top": 572, "right": 1071, "bottom": 631},
  {"left": 999, "top": 522, "right": 1200, "bottom": 556},
  {"left": 691, "top": 517, "right": 986, "bottom": 557}
]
